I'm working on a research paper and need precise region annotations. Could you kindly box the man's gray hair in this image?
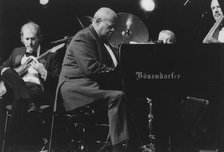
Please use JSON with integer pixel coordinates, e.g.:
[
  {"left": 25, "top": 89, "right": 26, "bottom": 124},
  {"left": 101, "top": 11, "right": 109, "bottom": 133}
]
[{"left": 20, "top": 21, "right": 42, "bottom": 42}]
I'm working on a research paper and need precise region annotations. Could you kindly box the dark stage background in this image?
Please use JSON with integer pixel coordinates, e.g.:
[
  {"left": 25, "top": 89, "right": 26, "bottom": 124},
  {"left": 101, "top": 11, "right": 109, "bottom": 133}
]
[{"left": 0, "top": 0, "right": 215, "bottom": 61}]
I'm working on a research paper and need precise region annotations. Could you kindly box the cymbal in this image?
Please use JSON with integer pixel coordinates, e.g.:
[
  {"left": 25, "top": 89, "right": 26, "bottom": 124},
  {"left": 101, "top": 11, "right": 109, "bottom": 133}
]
[{"left": 109, "top": 12, "right": 149, "bottom": 48}]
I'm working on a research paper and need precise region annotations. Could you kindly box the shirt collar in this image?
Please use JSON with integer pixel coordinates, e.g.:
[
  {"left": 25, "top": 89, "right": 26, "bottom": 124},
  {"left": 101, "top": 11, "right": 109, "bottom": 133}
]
[{"left": 26, "top": 45, "right": 40, "bottom": 57}]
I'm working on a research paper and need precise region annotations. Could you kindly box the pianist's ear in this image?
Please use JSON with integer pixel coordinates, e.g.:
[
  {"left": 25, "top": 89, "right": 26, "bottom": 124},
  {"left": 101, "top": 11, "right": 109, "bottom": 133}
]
[{"left": 95, "top": 18, "right": 102, "bottom": 24}]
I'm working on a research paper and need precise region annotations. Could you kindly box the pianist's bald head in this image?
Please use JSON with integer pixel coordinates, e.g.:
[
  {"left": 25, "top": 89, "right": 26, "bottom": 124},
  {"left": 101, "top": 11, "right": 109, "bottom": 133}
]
[
  {"left": 93, "top": 7, "right": 117, "bottom": 23},
  {"left": 92, "top": 7, "right": 117, "bottom": 41}
]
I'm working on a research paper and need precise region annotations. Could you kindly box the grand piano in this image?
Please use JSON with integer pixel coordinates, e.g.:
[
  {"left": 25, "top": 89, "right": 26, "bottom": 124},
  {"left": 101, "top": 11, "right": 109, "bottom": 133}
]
[
  {"left": 120, "top": 43, "right": 224, "bottom": 98},
  {"left": 118, "top": 43, "right": 224, "bottom": 150}
]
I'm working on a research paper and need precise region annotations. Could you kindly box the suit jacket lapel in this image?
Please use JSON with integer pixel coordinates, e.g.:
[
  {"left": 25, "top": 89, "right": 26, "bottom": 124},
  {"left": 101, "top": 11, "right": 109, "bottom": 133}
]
[
  {"left": 14, "top": 47, "right": 26, "bottom": 67},
  {"left": 89, "top": 25, "right": 115, "bottom": 68}
]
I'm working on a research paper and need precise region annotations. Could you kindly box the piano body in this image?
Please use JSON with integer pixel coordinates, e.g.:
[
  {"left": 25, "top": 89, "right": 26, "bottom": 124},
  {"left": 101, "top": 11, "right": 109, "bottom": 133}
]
[
  {"left": 120, "top": 43, "right": 224, "bottom": 98},
  {"left": 119, "top": 44, "right": 224, "bottom": 150}
]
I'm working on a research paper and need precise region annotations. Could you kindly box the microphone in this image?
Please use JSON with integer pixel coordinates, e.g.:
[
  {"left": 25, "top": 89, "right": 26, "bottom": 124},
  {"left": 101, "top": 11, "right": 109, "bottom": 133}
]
[
  {"left": 186, "top": 96, "right": 209, "bottom": 105},
  {"left": 51, "top": 36, "right": 71, "bottom": 44}
]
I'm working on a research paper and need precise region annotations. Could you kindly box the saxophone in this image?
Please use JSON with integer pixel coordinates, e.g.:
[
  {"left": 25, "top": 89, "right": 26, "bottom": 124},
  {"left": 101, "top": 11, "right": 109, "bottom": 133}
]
[{"left": 203, "top": 15, "right": 224, "bottom": 43}]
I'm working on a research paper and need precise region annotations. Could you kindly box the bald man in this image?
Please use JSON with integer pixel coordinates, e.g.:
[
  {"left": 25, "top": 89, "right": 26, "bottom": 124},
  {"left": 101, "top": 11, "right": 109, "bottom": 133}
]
[
  {"left": 56, "top": 7, "right": 133, "bottom": 152},
  {"left": 158, "top": 30, "right": 176, "bottom": 44}
]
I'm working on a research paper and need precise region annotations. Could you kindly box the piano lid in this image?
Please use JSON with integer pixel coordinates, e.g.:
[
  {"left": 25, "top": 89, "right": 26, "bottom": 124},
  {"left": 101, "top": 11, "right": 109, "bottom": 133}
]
[{"left": 119, "top": 44, "right": 224, "bottom": 97}]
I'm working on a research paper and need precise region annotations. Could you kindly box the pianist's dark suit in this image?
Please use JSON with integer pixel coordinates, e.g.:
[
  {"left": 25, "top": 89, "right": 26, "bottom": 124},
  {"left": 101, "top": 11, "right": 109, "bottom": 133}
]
[{"left": 57, "top": 25, "right": 130, "bottom": 145}]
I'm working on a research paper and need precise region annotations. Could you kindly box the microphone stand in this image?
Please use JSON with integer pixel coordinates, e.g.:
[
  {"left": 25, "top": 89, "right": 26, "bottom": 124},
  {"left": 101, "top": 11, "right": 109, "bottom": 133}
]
[
  {"left": 121, "top": 28, "right": 132, "bottom": 44},
  {"left": 51, "top": 36, "right": 71, "bottom": 44},
  {"left": 146, "top": 97, "right": 155, "bottom": 152},
  {"left": 140, "top": 97, "right": 155, "bottom": 152}
]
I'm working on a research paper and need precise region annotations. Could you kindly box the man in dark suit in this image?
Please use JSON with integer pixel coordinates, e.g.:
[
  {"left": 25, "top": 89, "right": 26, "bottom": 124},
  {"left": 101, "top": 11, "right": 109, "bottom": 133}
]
[
  {"left": 0, "top": 21, "right": 61, "bottom": 148},
  {"left": 57, "top": 7, "right": 134, "bottom": 152}
]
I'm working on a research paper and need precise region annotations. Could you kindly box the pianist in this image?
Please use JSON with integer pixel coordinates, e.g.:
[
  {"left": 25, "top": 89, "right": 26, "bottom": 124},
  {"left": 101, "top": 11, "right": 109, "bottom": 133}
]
[{"left": 56, "top": 7, "right": 139, "bottom": 152}]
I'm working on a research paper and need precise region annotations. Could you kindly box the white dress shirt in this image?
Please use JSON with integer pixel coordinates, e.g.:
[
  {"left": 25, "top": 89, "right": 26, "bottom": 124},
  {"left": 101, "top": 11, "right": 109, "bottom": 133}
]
[
  {"left": 104, "top": 43, "right": 118, "bottom": 67},
  {"left": 22, "top": 46, "right": 47, "bottom": 84}
]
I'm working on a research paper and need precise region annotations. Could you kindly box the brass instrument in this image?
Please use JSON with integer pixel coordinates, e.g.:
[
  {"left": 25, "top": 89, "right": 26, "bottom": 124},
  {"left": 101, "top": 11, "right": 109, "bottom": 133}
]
[{"left": 203, "top": 15, "right": 224, "bottom": 43}]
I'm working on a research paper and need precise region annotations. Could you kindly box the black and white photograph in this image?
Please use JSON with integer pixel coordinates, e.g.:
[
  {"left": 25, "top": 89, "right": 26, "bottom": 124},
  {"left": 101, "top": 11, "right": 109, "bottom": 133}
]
[{"left": 1, "top": 0, "right": 224, "bottom": 151}]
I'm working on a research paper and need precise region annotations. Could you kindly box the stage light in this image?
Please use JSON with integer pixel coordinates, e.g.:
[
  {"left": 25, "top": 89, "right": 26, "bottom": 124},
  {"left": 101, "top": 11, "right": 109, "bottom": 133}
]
[
  {"left": 140, "top": 0, "right": 155, "bottom": 12},
  {"left": 39, "top": 0, "right": 49, "bottom": 5}
]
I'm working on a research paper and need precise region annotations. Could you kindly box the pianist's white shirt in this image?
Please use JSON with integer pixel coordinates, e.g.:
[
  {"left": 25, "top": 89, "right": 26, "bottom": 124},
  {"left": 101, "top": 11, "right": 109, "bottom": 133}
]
[{"left": 104, "top": 43, "right": 118, "bottom": 67}]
